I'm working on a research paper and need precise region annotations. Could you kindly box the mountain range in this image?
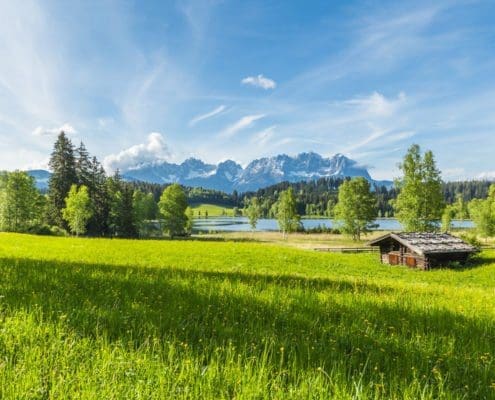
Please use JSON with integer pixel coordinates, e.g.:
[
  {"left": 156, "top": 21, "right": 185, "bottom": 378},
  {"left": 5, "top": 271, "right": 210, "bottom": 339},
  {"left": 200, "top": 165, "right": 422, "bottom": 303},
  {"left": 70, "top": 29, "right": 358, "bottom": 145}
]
[{"left": 28, "top": 152, "right": 390, "bottom": 193}]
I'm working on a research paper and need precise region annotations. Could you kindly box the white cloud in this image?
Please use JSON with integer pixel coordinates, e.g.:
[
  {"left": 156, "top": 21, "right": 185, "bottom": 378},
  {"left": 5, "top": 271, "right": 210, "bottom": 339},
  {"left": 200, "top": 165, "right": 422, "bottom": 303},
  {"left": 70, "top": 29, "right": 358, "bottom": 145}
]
[
  {"left": 241, "top": 74, "right": 276, "bottom": 90},
  {"left": 252, "top": 125, "right": 276, "bottom": 146},
  {"left": 220, "top": 114, "right": 265, "bottom": 138},
  {"left": 344, "top": 92, "right": 406, "bottom": 117},
  {"left": 189, "top": 105, "right": 226, "bottom": 126},
  {"left": 32, "top": 123, "right": 76, "bottom": 136},
  {"left": 478, "top": 171, "right": 495, "bottom": 180},
  {"left": 443, "top": 167, "right": 466, "bottom": 180},
  {"left": 103, "top": 132, "right": 170, "bottom": 173}
]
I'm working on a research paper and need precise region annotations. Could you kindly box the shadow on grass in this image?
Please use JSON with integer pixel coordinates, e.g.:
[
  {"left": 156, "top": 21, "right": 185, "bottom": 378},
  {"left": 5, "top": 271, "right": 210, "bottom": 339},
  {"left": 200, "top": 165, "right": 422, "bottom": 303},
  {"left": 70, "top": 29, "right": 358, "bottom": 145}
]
[
  {"left": 442, "top": 253, "right": 495, "bottom": 271},
  {"left": 0, "top": 256, "right": 493, "bottom": 397}
]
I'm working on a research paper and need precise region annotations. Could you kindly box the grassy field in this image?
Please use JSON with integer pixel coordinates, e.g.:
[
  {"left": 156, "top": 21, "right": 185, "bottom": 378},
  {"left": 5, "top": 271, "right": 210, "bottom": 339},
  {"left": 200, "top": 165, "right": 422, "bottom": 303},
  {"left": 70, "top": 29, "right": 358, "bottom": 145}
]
[
  {"left": 190, "top": 203, "right": 235, "bottom": 217},
  {"left": 0, "top": 233, "right": 494, "bottom": 398},
  {"left": 200, "top": 231, "right": 390, "bottom": 250}
]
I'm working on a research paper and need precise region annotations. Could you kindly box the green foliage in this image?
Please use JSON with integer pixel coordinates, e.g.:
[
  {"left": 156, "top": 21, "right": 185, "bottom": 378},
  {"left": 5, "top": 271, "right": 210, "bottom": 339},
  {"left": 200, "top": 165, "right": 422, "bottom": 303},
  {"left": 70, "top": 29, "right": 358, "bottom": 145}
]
[
  {"left": 0, "top": 233, "right": 494, "bottom": 398},
  {"left": 333, "top": 177, "right": 376, "bottom": 241},
  {"left": 47, "top": 131, "right": 78, "bottom": 227},
  {"left": 0, "top": 171, "right": 44, "bottom": 232},
  {"left": 185, "top": 206, "right": 194, "bottom": 235},
  {"left": 459, "top": 232, "right": 482, "bottom": 249},
  {"left": 190, "top": 203, "right": 234, "bottom": 217},
  {"left": 244, "top": 197, "right": 262, "bottom": 231},
  {"left": 62, "top": 185, "right": 93, "bottom": 236},
  {"left": 468, "top": 184, "right": 495, "bottom": 240},
  {"left": 394, "top": 145, "right": 444, "bottom": 232},
  {"left": 86, "top": 156, "right": 110, "bottom": 236},
  {"left": 441, "top": 204, "right": 456, "bottom": 232},
  {"left": 326, "top": 198, "right": 336, "bottom": 218},
  {"left": 106, "top": 172, "right": 138, "bottom": 238},
  {"left": 158, "top": 183, "right": 188, "bottom": 237},
  {"left": 133, "top": 190, "right": 158, "bottom": 237},
  {"left": 275, "top": 188, "right": 301, "bottom": 237}
]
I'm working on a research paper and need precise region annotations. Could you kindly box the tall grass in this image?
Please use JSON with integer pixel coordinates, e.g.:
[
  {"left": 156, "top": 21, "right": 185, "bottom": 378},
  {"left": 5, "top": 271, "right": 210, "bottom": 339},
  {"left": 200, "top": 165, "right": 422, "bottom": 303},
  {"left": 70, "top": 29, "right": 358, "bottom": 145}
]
[{"left": 0, "top": 233, "right": 493, "bottom": 399}]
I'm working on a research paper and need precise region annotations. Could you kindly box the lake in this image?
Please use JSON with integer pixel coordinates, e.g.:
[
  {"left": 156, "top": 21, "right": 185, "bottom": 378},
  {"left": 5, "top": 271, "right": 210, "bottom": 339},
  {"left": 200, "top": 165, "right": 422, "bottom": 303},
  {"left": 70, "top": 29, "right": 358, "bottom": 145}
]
[{"left": 194, "top": 217, "right": 474, "bottom": 232}]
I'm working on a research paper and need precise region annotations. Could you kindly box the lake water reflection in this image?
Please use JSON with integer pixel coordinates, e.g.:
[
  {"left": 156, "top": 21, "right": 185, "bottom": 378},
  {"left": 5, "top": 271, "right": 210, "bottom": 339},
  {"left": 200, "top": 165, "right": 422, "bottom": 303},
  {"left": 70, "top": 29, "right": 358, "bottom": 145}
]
[{"left": 194, "top": 217, "right": 474, "bottom": 232}]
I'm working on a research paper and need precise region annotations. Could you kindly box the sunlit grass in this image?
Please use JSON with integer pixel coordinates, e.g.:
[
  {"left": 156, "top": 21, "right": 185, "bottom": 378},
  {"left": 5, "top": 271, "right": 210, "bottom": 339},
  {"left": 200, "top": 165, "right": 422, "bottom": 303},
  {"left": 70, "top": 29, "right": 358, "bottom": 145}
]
[
  {"left": 190, "top": 203, "right": 235, "bottom": 217},
  {"left": 0, "top": 233, "right": 494, "bottom": 399}
]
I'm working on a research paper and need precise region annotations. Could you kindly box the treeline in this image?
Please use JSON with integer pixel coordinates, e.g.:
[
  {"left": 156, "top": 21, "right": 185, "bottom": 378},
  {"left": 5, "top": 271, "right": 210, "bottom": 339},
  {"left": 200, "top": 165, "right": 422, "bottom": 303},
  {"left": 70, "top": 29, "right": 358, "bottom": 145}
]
[
  {"left": 0, "top": 132, "right": 192, "bottom": 238},
  {"left": 237, "top": 178, "right": 493, "bottom": 219},
  {"left": 238, "top": 178, "right": 397, "bottom": 218},
  {"left": 129, "top": 181, "right": 236, "bottom": 207}
]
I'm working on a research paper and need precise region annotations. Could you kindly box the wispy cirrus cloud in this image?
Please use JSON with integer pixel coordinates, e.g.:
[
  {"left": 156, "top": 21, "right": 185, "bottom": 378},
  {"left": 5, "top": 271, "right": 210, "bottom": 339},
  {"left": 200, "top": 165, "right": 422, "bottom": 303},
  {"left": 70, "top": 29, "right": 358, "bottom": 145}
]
[
  {"left": 189, "top": 105, "right": 226, "bottom": 126},
  {"left": 344, "top": 92, "right": 406, "bottom": 117},
  {"left": 252, "top": 125, "right": 276, "bottom": 146},
  {"left": 241, "top": 74, "right": 276, "bottom": 90},
  {"left": 220, "top": 114, "right": 265, "bottom": 138}
]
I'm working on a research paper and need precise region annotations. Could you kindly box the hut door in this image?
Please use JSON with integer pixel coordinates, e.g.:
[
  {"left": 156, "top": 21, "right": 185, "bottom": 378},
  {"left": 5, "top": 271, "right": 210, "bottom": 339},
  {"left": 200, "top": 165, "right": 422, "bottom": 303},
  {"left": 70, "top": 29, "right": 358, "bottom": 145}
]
[{"left": 406, "top": 256, "right": 416, "bottom": 268}]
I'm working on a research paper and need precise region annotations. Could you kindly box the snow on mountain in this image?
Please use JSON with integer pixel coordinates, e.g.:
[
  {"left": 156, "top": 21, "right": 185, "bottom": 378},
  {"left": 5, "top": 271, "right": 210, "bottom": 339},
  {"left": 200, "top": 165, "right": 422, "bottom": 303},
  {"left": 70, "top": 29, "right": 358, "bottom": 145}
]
[
  {"left": 122, "top": 152, "right": 374, "bottom": 192},
  {"left": 26, "top": 152, "right": 384, "bottom": 193}
]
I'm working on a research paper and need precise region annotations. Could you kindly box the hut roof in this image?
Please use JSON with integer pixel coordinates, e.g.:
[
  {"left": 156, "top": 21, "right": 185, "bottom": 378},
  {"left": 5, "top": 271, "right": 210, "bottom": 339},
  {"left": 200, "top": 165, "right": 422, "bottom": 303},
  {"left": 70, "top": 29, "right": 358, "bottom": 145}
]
[{"left": 369, "top": 232, "right": 478, "bottom": 256}]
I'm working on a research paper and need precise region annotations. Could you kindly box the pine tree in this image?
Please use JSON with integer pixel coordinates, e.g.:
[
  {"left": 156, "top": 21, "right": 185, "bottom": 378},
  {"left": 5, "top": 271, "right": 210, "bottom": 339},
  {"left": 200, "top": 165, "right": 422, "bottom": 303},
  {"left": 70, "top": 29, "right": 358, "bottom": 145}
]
[
  {"left": 107, "top": 170, "right": 123, "bottom": 236},
  {"left": 75, "top": 142, "right": 92, "bottom": 188},
  {"left": 87, "top": 156, "right": 109, "bottom": 236},
  {"left": 118, "top": 184, "right": 138, "bottom": 238},
  {"left": 47, "top": 132, "right": 77, "bottom": 228}
]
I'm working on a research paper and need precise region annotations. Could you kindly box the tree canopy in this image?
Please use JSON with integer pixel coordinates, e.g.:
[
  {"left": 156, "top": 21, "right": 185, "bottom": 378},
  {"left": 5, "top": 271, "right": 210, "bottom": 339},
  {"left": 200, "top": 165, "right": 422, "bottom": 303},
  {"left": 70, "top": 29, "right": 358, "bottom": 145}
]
[
  {"left": 394, "top": 144, "right": 444, "bottom": 232},
  {"left": 333, "top": 177, "right": 376, "bottom": 241},
  {"left": 62, "top": 185, "right": 93, "bottom": 236},
  {"left": 468, "top": 184, "right": 495, "bottom": 240},
  {"left": 47, "top": 132, "right": 78, "bottom": 227},
  {"left": 0, "top": 171, "right": 44, "bottom": 232},
  {"left": 158, "top": 183, "right": 188, "bottom": 237},
  {"left": 245, "top": 197, "right": 262, "bottom": 231},
  {"left": 275, "top": 188, "right": 301, "bottom": 238}
]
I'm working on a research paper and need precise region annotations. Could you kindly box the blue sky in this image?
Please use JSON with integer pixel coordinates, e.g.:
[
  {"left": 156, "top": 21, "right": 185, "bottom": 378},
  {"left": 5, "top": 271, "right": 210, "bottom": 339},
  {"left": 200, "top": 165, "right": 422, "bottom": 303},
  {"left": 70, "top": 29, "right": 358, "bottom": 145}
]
[{"left": 1, "top": 0, "right": 495, "bottom": 180}]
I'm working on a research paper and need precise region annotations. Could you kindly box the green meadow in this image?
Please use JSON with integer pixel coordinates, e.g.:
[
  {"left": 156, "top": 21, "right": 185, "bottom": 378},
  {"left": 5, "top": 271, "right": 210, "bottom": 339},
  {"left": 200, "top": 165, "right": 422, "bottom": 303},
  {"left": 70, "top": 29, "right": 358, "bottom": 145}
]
[
  {"left": 190, "top": 203, "right": 235, "bottom": 217},
  {"left": 0, "top": 233, "right": 494, "bottom": 399}
]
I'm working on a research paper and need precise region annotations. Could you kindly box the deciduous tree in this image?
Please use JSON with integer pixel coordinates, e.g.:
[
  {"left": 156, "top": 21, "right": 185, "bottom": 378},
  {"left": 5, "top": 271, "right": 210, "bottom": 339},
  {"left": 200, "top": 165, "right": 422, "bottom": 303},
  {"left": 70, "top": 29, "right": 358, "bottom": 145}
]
[
  {"left": 62, "top": 185, "right": 93, "bottom": 236},
  {"left": 0, "top": 171, "right": 44, "bottom": 232},
  {"left": 275, "top": 188, "right": 300, "bottom": 238},
  {"left": 245, "top": 197, "right": 262, "bottom": 232},
  {"left": 333, "top": 177, "right": 376, "bottom": 241},
  {"left": 468, "top": 184, "right": 495, "bottom": 240},
  {"left": 393, "top": 144, "right": 444, "bottom": 231},
  {"left": 158, "top": 183, "right": 188, "bottom": 237}
]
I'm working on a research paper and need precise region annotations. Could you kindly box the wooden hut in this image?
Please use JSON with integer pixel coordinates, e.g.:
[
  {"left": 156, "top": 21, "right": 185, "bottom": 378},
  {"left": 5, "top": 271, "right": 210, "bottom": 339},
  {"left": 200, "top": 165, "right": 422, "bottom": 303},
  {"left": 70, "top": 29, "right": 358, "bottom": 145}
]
[{"left": 369, "top": 233, "right": 477, "bottom": 270}]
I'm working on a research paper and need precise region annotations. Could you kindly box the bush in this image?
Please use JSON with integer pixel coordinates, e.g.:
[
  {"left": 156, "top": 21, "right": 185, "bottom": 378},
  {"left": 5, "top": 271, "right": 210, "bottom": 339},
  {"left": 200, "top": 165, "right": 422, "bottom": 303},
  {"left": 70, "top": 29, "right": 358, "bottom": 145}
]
[
  {"left": 459, "top": 233, "right": 482, "bottom": 249},
  {"left": 50, "top": 226, "right": 68, "bottom": 237},
  {"left": 26, "top": 224, "right": 53, "bottom": 236}
]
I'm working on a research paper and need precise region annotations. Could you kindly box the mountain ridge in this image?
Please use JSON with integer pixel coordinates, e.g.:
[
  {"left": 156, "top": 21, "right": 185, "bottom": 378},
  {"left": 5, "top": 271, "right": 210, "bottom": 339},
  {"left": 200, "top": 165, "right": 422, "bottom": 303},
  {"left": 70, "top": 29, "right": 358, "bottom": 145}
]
[
  {"left": 119, "top": 152, "right": 380, "bottom": 192},
  {"left": 28, "top": 152, "right": 389, "bottom": 192}
]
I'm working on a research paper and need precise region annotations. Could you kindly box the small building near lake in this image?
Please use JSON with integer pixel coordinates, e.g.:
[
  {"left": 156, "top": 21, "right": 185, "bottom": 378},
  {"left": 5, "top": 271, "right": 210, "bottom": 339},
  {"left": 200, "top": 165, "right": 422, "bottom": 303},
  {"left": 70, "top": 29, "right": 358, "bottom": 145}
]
[{"left": 369, "top": 232, "right": 477, "bottom": 270}]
